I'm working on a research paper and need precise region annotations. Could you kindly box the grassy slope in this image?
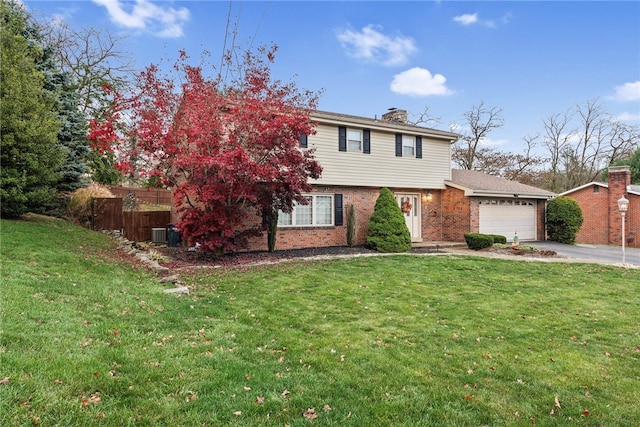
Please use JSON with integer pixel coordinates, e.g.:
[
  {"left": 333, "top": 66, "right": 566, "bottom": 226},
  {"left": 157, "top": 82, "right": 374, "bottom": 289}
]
[{"left": 1, "top": 216, "right": 639, "bottom": 426}]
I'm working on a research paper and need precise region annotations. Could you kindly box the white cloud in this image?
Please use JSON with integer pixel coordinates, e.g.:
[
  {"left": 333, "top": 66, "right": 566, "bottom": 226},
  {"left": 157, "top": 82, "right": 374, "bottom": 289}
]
[
  {"left": 613, "top": 81, "right": 640, "bottom": 102},
  {"left": 453, "top": 13, "right": 478, "bottom": 26},
  {"left": 92, "top": 0, "right": 189, "bottom": 38},
  {"left": 453, "top": 12, "right": 511, "bottom": 28},
  {"left": 390, "top": 67, "right": 452, "bottom": 97},
  {"left": 616, "top": 112, "right": 640, "bottom": 122},
  {"left": 336, "top": 24, "right": 416, "bottom": 66}
]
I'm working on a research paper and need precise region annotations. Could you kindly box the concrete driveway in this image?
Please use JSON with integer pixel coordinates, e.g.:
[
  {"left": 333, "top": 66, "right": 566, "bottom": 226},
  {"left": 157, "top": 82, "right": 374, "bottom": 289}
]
[{"left": 530, "top": 241, "right": 640, "bottom": 267}]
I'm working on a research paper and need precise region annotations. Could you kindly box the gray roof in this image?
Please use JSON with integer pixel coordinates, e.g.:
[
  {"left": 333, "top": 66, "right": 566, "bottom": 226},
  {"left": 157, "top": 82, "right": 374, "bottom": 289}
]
[
  {"left": 311, "top": 110, "right": 460, "bottom": 142},
  {"left": 447, "top": 169, "right": 555, "bottom": 199}
]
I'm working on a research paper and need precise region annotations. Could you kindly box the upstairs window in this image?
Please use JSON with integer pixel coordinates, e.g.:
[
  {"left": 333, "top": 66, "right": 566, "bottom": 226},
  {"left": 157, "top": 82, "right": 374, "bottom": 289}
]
[
  {"left": 347, "top": 130, "right": 362, "bottom": 152},
  {"left": 339, "top": 127, "right": 370, "bottom": 153},
  {"left": 402, "top": 136, "right": 415, "bottom": 157}
]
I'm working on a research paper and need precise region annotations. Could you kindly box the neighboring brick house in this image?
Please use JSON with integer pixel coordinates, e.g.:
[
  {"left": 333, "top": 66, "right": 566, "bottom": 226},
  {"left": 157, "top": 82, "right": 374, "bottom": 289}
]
[
  {"left": 242, "top": 109, "right": 555, "bottom": 251},
  {"left": 560, "top": 166, "right": 640, "bottom": 248}
]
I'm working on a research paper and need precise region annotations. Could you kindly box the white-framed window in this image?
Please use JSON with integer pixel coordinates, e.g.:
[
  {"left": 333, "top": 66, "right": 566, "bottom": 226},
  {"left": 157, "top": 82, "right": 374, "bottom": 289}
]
[
  {"left": 347, "top": 129, "right": 362, "bottom": 152},
  {"left": 402, "top": 135, "right": 415, "bottom": 157},
  {"left": 278, "top": 194, "right": 334, "bottom": 227}
]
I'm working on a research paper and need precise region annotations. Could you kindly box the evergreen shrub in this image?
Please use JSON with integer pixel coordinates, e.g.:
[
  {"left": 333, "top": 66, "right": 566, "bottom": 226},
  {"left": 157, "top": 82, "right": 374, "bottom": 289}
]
[
  {"left": 489, "top": 234, "right": 507, "bottom": 244},
  {"left": 546, "top": 196, "right": 584, "bottom": 244},
  {"left": 464, "top": 233, "right": 494, "bottom": 250},
  {"left": 366, "top": 188, "right": 411, "bottom": 253}
]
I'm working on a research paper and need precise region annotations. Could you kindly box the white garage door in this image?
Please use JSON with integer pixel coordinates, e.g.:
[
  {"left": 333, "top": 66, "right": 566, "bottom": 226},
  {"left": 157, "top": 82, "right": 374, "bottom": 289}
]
[{"left": 479, "top": 199, "right": 537, "bottom": 240}]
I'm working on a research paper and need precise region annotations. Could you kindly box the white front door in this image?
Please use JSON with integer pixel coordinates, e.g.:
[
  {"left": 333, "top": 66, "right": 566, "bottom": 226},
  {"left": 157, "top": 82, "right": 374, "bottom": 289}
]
[{"left": 395, "top": 193, "right": 422, "bottom": 242}]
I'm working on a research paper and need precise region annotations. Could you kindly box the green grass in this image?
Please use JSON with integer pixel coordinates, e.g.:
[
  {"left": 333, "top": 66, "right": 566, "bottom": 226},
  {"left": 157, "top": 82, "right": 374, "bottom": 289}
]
[{"left": 1, "top": 215, "right": 639, "bottom": 426}]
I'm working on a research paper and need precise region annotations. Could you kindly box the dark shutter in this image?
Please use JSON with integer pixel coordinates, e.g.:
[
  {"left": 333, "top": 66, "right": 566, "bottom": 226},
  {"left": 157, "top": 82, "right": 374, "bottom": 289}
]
[
  {"left": 338, "top": 126, "right": 347, "bottom": 152},
  {"left": 363, "top": 129, "right": 371, "bottom": 154},
  {"left": 299, "top": 134, "right": 308, "bottom": 148},
  {"left": 334, "top": 194, "right": 343, "bottom": 226},
  {"left": 416, "top": 136, "right": 422, "bottom": 159},
  {"left": 395, "top": 133, "right": 403, "bottom": 157}
]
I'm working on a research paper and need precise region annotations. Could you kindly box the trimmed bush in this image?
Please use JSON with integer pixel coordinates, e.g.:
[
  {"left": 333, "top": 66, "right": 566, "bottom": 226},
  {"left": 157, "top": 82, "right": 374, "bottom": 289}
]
[
  {"left": 489, "top": 234, "right": 507, "bottom": 244},
  {"left": 546, "top": 196, "right": 584, "bottom": 244},
  {"left": 366, "top": 188, "right": 411, "bottom": 253},
  {"left": 464, "top": 233, "right": 494, "bottom": 250}
]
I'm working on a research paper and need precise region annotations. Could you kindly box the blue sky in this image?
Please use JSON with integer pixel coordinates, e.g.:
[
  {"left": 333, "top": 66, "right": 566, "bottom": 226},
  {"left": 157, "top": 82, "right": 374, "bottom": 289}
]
[{"left": 25, "top": 0, "right": 640, "bottom": 153}]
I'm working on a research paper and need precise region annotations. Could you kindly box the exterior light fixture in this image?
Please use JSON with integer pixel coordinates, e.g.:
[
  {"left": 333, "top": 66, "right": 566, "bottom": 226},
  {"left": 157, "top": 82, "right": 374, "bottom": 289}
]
[
  {"left": 617, "top": 195, "right": 629, "bottom": 264},
  {"left": 425, "top": 192, "right": 433, "bottom": 203}
]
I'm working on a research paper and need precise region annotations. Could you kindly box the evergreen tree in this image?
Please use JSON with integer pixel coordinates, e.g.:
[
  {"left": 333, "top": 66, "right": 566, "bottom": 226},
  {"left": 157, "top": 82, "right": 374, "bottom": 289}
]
[
  {"left": 366, "top": 187, "right": 411, "bottom": 253},
  {"left": 1, "top": 0, "right": 63, "bottom": 218}
]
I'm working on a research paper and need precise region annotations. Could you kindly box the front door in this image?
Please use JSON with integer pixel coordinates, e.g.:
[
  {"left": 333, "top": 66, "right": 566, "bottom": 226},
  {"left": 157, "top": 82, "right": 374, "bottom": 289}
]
[{"left": 395, "top": 193, "right": 421, "bottom": 242}]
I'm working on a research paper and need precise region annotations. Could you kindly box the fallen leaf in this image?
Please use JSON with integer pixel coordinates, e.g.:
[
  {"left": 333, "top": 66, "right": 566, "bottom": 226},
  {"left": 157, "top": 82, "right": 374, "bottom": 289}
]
[
  {"left": 0, "top": 377, "right": 10, "bottom": 385},
  {"left": 256, "top": 396, "right": 265, "bottom": 405},
  {"left": 233, "top": 411, "right": 242, "bottom": 416},
  {"left": 585, "top": 392, "right": 592, "bottom": 398},
  {"left": 554, "top": 396, "right": 561, "bottom": 409},
  {"left": 323, "top": 404, "right": 332, "bottom": 411},
  {"left": 582, "top": 410, "right": 590, "bottom": 417},
  {"left": 464, "top": 394, "right": 473, "bottom": 400},
  {"left": 54, "top": 379, "right": 63, "bottom": 384},
  {"left": 302, "top": 408, "right": 318, "bottom": 419},
  {"left": 32, "top": 416, "right": 40, "bottom": 425},
  {"left": 243, "top": 386, "right": 251, "bottom": 392},
  {"left": 97, "top": 412, "right": 106, "bottom": 419},
  {"left": 340, "top": 354, "right": 345, "bottom": 362},
  {"left": 281, "top": 389, "right": 290, "bottom": 398}
]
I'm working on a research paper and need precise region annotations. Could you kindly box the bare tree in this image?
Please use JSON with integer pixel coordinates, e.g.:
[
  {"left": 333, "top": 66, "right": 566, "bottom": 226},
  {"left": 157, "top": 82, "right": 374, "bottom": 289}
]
[
  {"left": 409, "top": 105, "right": 441, "bottom": 128},
  {"left": 541, "top": 109, "right": 576, "bottom": 192},
  {"left": 541, "top": 99, "right": 640, "bottom": 192},
  {"left": 452, "top": 102, "right": 504, "bottom": 170},
  {"left": 37, "top": 19, "right": 134, "bottom": 118}
]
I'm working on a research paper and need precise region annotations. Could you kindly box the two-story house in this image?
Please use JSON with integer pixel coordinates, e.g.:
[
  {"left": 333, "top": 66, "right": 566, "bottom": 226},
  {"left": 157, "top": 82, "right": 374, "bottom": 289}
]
[{"left": 245, "top": 108, "right": 554, "bottom": 251}]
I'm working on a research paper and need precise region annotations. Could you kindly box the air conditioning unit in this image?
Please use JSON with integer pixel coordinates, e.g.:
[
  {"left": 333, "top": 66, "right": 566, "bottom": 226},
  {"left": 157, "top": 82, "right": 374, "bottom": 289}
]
[{"left": 151, "top": 227, "right": 167, "bottom": 244}]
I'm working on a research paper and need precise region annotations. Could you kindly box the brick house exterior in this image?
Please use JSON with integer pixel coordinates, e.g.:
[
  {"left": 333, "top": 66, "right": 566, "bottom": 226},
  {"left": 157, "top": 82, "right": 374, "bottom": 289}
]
[
  {"left": 171, "top": 108, "right": 555, "bottom": 251},
  {"left": 560, "top": 166, "right": 640, "bottom": 248},
  {"left": 242, "top": 110, "right": 554, "bottom": 251}
]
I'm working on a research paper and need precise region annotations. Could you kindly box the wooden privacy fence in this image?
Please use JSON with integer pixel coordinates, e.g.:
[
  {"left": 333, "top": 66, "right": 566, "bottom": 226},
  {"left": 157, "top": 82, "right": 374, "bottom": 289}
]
[
  {"left": 92, "top": 197, "right": 171, "bottom": 242},
  {"left": 122, "top": 210, "right": 171, "bottom": 242},
  {"left": 107, "top": 186, "right": 172, "bottom": 205}
]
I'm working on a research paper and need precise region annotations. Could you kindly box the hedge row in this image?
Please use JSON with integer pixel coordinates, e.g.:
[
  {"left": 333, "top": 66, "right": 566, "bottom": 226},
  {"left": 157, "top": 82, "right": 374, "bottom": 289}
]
[{"left": 463, "top": 233, "right": 507, "bottom": 250}]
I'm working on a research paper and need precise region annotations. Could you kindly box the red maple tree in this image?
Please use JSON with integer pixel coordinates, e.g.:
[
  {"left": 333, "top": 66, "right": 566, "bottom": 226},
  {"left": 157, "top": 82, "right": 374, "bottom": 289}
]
[{"left": 89, "top": 46, "right": 322, "bottom": 253}]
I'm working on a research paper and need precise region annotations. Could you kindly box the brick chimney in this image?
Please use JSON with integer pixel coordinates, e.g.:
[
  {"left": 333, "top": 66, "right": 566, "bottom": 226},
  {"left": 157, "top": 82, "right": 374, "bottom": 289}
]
[
  {"left": 381, "top": 108, "right": 408, "bottom": 124},
  {"left": 607, "top": 165, "right": 631, "bottom": 245}
]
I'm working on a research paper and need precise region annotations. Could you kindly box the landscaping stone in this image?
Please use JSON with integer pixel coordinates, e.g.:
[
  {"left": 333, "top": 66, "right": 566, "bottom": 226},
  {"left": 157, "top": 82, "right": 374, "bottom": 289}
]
[{"left": 163, "top": 286, "right": 189, "bottom": 294}]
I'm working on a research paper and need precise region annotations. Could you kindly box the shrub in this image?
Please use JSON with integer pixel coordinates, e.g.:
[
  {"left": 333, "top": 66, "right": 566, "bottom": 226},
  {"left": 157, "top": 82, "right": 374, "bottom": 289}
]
[
  {"left": 67, "top": 183, "right": 115, "bottom": 226},
  {"left": 464, "top": 233, "right": 494, "bottom": 250},
  {"left": 366, "top": 188, "right": 411, "bottom": 253},
  {"left": 488, "top": 234, "right": 507, "bottom": 244},
  {"left": 546, "top": 196, "right": 584, "bottom": 244},
  {"left": 346, "top": 203, "right": 356, "bottom": 247}
]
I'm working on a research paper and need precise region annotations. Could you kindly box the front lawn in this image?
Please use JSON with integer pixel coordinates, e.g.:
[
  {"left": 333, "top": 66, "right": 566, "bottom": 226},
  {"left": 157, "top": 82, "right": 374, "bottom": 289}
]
[{"left": 1, "top": 216, "right": 638, "bottom": 426}]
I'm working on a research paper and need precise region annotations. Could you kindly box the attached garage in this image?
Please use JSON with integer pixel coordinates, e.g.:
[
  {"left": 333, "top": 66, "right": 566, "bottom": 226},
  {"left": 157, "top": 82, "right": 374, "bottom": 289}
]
[{"left": 478, "top": 198, "right": 537, "bottom": 240}]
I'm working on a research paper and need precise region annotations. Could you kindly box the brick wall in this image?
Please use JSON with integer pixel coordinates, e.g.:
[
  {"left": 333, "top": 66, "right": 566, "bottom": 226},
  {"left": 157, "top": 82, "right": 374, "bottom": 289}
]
[
  {"left": 441, "top": 187, "right": 470, "bottom": 242},
  {"left": 421, "top": 190, "right": 443, "bottom": 241},
  {"left": 536, "top": 200, "right": 548, "bottom": 241},
  {"left": 245, "top": 186, "right": 381, "bottom": 251},
  {"left": 571, "top": 185, "right": 609, "bottom": 244}
]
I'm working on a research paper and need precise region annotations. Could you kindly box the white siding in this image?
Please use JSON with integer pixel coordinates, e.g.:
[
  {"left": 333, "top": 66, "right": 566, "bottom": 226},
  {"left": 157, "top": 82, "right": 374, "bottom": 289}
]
[{"left": 309, "top": 123, "right": 451, "bottom": 188}]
